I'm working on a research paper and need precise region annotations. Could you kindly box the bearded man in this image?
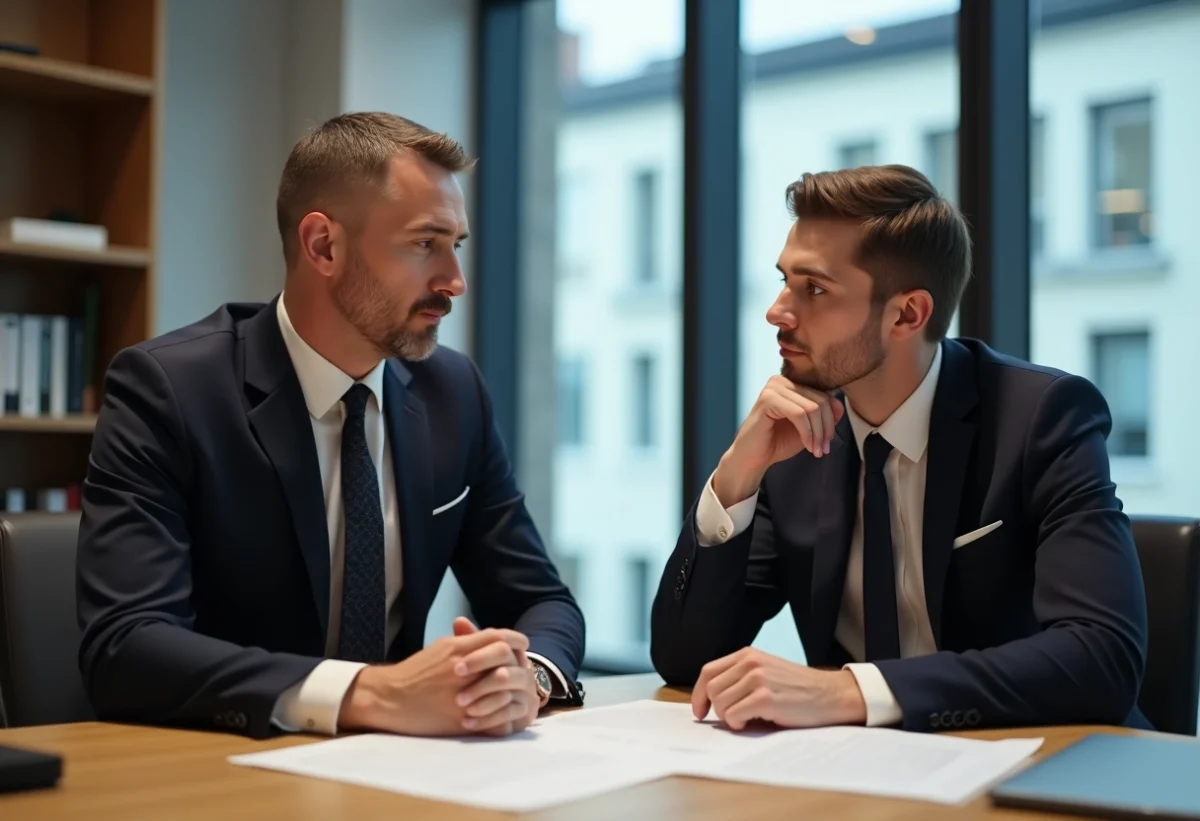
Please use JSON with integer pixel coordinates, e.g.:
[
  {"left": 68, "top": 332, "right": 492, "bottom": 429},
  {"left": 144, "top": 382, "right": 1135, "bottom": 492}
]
[
  {"left": 77, "top": 112, "right": 584, "bottom": 740},
  {"left": 650, "top": 164, "right": 1151, "bottom": 734}
]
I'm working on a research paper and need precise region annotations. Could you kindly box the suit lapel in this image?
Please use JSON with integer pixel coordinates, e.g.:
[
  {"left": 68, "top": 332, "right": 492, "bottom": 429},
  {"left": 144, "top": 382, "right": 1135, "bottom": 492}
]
[
  {"left": 384, "top": 360, "right": 435, "bottom": 658},
  {"left": 809, "top": 412, "right": 861, "bottom": 661},
  {"left": 921, "top": 339, "right": 978, "bottom": 648},
  {"left": 243, "top": 299, "right": 331, "bottom": 638}
]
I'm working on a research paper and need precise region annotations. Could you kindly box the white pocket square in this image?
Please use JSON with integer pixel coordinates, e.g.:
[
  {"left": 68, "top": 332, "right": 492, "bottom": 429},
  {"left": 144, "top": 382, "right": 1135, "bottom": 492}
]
[
  {"left": 432, "top": 486, "right": 470, "bottom": 516},
  {"left": 952, "top": 520, "right": 1002, "bottom": 549}
]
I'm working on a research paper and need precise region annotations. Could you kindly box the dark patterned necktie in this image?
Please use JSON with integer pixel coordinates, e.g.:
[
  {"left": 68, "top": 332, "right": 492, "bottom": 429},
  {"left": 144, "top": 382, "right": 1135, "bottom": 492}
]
[
  {"left": 863, "top": 431, "right": 902, "bottom": 662},
  {"left": 336, "top": 383, "right": 386, "bottom": 662}
]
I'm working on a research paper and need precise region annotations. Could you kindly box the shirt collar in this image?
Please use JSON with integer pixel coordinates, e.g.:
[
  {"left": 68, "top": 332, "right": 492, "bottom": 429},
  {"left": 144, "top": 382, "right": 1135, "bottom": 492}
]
[
  {"left": 845, "top": 342, "right": 943, "bottom": 464},
  {"left": 276, "top": 293, "right": 387, "bottom": 421}
]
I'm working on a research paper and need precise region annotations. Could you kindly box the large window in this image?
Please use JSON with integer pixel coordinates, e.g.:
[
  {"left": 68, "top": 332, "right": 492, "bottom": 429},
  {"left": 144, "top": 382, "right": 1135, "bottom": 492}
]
[
  {"left": 545, "top": 0, "right": 683, "bottom": 666},
  {"left": 737, "top": 0, "right": 961, "bottom": 661},
  {"left": 1030, "top": 1, "right": 1195, "bottom": 516}
]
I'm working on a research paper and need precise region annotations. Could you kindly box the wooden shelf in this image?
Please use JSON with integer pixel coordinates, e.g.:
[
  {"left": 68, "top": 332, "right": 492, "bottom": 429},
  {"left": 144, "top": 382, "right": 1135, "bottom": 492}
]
[
  {"left": 0, "top": 52, "right": 154, "bottom": 104},
  {"left": 0, "top": 414, "right": 97, "bottom": 434},
  {"left": 0, "top": 239, "right": 150, "bottom": 268}
]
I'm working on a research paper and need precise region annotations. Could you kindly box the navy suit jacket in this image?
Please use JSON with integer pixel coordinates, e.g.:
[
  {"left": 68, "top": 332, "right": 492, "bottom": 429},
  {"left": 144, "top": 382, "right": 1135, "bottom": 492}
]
[
  {"left": 76, "top": 299, "right": 584, "bottom": 738},
  {"left": 651, "top": 338, "right": 1150, "bottom": 732}
]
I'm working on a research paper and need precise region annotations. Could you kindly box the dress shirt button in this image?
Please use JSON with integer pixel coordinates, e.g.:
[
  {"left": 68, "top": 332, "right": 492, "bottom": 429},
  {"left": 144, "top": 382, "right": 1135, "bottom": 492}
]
[
  {"left": 966, "top": 709, "right": 981, "bottom": 727},
  {"left": 307, "top": 719, "right": 316, "bottom": 729},
  {"left": 929, "top": 712, "right": 940, "bottom": 729},
  {"left": 717, "top": 526, "right": 728, "bottom": 539}
]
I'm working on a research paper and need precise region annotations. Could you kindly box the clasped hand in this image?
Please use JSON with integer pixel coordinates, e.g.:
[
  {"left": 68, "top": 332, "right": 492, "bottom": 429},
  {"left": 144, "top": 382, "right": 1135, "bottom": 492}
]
[
  {"left": 339, "top": 617, "right": 542, "bottom": 737},
  {"left": 692, "top": 647, "right": 868, "bottom": 730}
]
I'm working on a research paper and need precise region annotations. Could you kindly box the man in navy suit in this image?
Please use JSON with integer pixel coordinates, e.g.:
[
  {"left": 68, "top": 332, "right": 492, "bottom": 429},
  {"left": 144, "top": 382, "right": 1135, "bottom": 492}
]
[
  {"left": 76, "top": 112, "right": 584, "bottom": 739},
  {"left": 651, "top": 164, "right": 1149, "bottom": 732}
]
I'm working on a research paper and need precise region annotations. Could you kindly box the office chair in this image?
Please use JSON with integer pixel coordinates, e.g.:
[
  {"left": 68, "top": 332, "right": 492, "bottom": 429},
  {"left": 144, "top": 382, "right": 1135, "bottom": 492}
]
[
  {"left": 0, "top": 512, "right": 94, "bottom": 727},
  {"left": 1131, "top": 515, "right": 1200, "bottom": 736}
]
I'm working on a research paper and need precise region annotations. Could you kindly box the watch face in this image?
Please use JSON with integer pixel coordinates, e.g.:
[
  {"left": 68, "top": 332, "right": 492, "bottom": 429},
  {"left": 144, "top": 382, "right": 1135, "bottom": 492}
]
[{"left": 534, "top": 664, "right": 553, "bottom": 695}]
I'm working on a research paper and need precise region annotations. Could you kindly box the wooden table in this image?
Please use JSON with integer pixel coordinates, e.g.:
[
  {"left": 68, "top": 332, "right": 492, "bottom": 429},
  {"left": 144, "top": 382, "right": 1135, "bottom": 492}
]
[{"left": 0, "top": 673, "right": 1139, "bottom": 820}]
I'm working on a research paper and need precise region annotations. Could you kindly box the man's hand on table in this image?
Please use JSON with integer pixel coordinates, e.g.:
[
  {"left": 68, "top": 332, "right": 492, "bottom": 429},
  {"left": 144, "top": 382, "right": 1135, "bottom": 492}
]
[
  {"left": 337, "top": 617, "right": 541, "bottom": 737},
  {"left": 692, "top": 647, "right": 868, "bottom": 730}
]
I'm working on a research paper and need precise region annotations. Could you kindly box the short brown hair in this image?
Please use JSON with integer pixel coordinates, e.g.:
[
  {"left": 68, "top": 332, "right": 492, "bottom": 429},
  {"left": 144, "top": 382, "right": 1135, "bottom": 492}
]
[
  {"left": 276, "top": 111, "right": 475, "bottom": 266},
  {"left": 785, "top": 164, "right": 971, "bottom": 341}
]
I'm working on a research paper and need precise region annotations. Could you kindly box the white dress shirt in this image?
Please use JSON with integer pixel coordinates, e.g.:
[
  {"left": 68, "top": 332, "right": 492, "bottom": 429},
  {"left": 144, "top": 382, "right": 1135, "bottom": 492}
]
[
  {"left": 269, "top": 295, "right": 565, "bottom": 734},
  {"left": 695, "top": 344, "right": 944, "bottom": 727}
]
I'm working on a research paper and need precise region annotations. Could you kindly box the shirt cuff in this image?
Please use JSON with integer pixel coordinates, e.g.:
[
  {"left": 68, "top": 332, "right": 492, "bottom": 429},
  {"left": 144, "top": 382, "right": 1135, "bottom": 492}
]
[
  {"left": 270, "top": 659, "right": 367, "bottom": 734},
  {"left": 695, "top": 470, "right": 758, "bottom": 546},
  {"left": 844, "top": 663, "right": 903, "bottom": 727},
  {"left": 526, "top": 652, "right": 569, "bottom": 698}
]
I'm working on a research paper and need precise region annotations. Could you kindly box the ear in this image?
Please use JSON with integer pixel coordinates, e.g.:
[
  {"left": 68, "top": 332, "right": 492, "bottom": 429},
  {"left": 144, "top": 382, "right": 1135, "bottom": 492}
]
[
  {"left": 296, "top": 211, "right": 339, "bottom": 278},
  {"left": 887, "top": 288, "right": 934, "bottom": 341}
]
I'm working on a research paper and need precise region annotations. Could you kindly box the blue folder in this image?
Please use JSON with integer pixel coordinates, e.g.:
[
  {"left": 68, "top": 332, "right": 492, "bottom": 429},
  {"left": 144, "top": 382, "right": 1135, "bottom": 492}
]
[{"left": 990, "top": 733, "right": 1200, "bottom": 819}]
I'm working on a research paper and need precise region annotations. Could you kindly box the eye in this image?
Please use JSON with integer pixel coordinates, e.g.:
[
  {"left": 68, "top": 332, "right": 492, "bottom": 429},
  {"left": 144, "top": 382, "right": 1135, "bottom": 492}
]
[
  {"left": 807, "top": 281, "right": 826, "bottom": 296},
  {"left": 416, "top": 240, "right": 433, "bottom": 250}
]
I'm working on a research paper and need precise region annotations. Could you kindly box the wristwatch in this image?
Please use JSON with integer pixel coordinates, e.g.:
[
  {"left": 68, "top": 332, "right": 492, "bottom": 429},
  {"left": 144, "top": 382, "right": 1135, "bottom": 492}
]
[{"left": 531, "top": 662, "right": 554, "bottom": 705}]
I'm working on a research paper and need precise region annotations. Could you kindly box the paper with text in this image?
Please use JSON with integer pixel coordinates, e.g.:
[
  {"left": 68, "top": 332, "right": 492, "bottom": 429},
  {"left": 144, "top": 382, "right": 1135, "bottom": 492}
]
[
  {"left": 229, "top": 729, "right": 673, "bottom": 813},
  {"left": 229, "top": 699, "right": 1042, "bottom": 811}
]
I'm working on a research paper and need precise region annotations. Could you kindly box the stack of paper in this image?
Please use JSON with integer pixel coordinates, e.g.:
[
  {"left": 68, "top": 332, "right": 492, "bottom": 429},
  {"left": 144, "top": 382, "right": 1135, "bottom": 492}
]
[{"left": 229, "top": 700, "right": 1043, "bottom": 813}]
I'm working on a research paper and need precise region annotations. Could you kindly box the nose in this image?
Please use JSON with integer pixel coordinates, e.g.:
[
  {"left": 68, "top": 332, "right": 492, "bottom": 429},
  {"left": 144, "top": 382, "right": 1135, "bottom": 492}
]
[
  {"left": 766, "top": 289, "right": 796, "bottom": 330},
  {"left": 438, "top": 257, "right": 467, "bottom": 298}
]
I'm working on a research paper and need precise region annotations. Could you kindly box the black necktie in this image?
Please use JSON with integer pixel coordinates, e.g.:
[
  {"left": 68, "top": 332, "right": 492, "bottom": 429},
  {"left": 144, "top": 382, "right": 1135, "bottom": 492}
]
[
  {"left": 336, "top": 383, "right": 386, "bottom": 663},
  {"left": 863, "top": 431, "right": 901, "bottom": 662}
]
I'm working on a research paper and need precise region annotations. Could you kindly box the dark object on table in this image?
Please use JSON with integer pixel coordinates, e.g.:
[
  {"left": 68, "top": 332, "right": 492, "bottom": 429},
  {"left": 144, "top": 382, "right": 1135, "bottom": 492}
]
[
  {"left": 990, "top": 733, "right": 1200, "bottom": 820},
  {"left": 0, "top": 42, "right": 39, "bottom": 57},
  {"left": 0, "top": 745, "right": 62, "bottom": 793}
]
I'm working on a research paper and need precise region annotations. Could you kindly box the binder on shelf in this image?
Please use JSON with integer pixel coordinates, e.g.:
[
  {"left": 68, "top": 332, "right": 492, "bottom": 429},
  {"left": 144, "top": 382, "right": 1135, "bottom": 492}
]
[
  {"left": 18, "top": 315, "right": 40, "bottom": 418},
  {"left": 0, "top": 314, "right": 19, "bottom": 413},
  {"left": 49, "top": 315, "right": 68, "bottom": 417}
]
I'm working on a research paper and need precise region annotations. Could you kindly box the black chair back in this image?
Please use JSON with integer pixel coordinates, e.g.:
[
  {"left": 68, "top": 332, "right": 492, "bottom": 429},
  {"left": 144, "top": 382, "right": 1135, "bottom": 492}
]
[
  {"left": 1132, "top": 515, "right": 1200, "bottom": 735},
  {"left": 0, "top": 512, "right": 93, "bottom": 726}
]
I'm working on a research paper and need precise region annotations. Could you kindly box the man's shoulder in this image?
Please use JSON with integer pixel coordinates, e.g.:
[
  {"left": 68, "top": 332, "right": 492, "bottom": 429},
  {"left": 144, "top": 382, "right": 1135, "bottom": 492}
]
[
  {"left": 136, "top": 301, "right": 268, "bottom": 362},
  {"left": 949, "top": 336, "right": 1096, "bottom": 399}
]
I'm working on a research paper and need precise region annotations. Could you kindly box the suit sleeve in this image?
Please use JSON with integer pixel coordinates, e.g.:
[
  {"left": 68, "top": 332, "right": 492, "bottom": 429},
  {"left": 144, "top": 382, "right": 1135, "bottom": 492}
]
[
  {"left": 450, "top": 361, "right": 585, "bottom": 683},
  {"left": 650, "top": 481, "right": 789, "bottom": 685},
  {"left": 76, "top": 346, "right": 323, "bottom": 738},
  {"left": 874, "top": 374, "right": 1148, "bottom": 730}
]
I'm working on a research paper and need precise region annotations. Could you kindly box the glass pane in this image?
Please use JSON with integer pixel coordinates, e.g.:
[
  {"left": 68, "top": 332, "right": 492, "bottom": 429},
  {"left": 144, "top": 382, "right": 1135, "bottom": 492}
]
[
  {"left": 1030, "top": 1, "right": 1197, "bottom": 513},
  {"left": 552, "top": 0, "right": 682, "bottom": 667},
  {"left": 738, "top": 0, "right": 961, "bottom": 662}
]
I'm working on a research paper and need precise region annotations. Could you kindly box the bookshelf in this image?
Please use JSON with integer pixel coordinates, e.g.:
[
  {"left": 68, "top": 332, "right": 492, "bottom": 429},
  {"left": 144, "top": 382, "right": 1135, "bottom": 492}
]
[{"left": 0, "top": 0, "right": 160, "bottom": 510}]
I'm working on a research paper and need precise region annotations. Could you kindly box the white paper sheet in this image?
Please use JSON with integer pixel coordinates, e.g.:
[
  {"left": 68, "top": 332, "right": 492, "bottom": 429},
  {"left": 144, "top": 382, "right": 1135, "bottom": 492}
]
[
  {"left": 228, "top": 699, "right": 1042, "bottom": 811},
  {"left": 229, "top": 728, "right": 673, "bottom": 814}
]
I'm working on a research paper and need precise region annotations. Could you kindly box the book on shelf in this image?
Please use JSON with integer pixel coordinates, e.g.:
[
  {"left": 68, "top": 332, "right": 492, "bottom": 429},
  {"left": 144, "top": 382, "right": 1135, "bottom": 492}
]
[
  {"left": 2, "top": 484, "right": 82, "bottom": 514},
  {"left": 0, "top": 217, "right": 108, "bottom": 252},
  {"left": 1, "top": 311, "right": 95, "bottom": 418}
]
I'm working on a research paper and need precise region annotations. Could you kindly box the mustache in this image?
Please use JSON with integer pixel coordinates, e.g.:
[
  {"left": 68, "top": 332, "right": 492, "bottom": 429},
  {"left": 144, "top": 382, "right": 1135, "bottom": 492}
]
[
  {"left": 777, "top": 331, "right": 806, "bottom": 352},
  {"left": 411, "top": 293, "right": 453, "bottom": 317}
]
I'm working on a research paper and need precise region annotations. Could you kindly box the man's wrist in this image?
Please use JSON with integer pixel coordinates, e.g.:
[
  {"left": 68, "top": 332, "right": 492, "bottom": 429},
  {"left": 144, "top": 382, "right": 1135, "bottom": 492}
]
[
  {"left": 712, "top": 452, "right": 765, "bottom": 509},
  {"left": 338, "top": 666, "right": 383, "bottom": 731},
  {"left": 832, "top": 668, "right": 868, "bottom": 725}
]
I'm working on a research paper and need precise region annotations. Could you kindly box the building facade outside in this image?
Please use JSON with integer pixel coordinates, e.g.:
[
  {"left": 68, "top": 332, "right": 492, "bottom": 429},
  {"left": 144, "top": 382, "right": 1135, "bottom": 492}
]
[{"left": 545, "top": 0, "right": 1199, "bottom": 665}]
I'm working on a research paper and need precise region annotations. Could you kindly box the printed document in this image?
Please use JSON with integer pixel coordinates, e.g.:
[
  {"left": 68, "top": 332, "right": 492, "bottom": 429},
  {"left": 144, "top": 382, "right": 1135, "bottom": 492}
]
[{"left": 229, "top": 699, "right": 1041, "bottom": 811}]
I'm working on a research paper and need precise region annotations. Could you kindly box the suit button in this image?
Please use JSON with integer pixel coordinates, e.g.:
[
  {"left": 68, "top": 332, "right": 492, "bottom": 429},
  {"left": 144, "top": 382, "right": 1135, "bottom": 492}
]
[
  {"left": 940, "top": 711, "right": 953, "bottom": 727},
  {"left": 953, "top": 711, "right": 965, "bottom": 728},
  {"left": 929, "top": 712, "right": 941, "bottom": 729},
  {"left": 966, "top": 709, "right": 981, "bottom": 727},
  {"left": 236, "top": 713, "right": 248, "bottom": 728},
  {"left": 681, "top": 558, "right": 690, "bottom": 570},
  {"left": 214, "top": 714, "right": 225, "bottom": 726},
  {"left": 674, "top": 586, "right": 682, "bottom": 601}
]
